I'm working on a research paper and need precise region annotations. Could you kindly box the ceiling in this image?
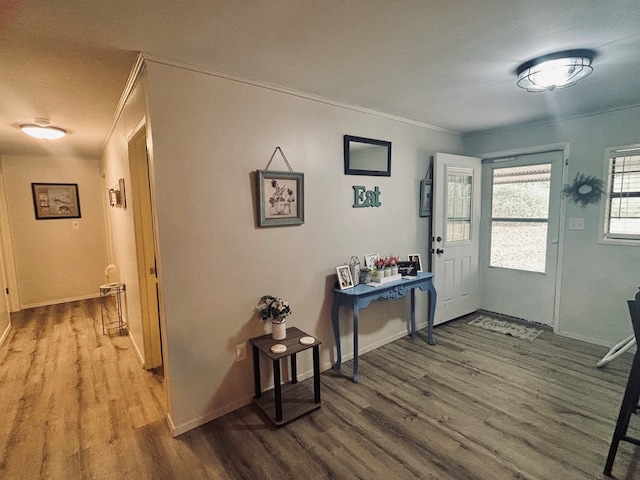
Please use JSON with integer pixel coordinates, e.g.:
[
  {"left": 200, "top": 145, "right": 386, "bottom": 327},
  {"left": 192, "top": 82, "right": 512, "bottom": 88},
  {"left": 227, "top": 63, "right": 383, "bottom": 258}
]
[{"left": 2, "top": 0, "right": 639, "bottom": 159}]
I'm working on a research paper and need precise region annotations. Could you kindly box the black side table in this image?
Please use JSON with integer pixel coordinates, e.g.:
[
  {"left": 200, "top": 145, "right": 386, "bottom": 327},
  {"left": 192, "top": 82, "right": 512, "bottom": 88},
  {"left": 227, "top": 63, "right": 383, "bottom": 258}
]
[{"left": 250, "top": 327, "right": 321, "bottom": 425}]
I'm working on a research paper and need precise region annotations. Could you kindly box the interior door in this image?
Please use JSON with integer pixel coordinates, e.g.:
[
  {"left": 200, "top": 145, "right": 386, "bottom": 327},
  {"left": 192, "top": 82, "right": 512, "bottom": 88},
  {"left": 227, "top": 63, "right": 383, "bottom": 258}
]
[
  {"left": 479, "top": 150, "right": 563, "bottom": 326},
  {"left": 128, "top": 126, "right": 163, "bottom": 369},
  {"left": 432, "top": 153, "right": 482, "bottom": 325}
]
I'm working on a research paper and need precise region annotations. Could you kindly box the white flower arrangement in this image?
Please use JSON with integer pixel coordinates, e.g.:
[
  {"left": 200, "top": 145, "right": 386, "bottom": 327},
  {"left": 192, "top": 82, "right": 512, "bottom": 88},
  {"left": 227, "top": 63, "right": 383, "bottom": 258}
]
[{"left": 257, "top": 295, "right": 291, "bottom": 324}]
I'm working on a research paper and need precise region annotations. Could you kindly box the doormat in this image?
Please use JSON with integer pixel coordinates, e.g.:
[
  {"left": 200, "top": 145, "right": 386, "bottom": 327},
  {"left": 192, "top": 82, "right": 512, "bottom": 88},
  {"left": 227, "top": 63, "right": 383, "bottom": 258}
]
[{"left": 468, "top": 316, "right": 543, "bottom": 342}]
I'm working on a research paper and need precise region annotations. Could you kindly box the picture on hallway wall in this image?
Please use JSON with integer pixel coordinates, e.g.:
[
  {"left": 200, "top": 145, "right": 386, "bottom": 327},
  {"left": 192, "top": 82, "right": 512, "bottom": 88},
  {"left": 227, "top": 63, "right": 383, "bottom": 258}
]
[
  {"left": 257, "top": 170, "right": 305, "bottom": 227},
  {"left": 31, "top": 183, "right": 81, "bottom": 220}
]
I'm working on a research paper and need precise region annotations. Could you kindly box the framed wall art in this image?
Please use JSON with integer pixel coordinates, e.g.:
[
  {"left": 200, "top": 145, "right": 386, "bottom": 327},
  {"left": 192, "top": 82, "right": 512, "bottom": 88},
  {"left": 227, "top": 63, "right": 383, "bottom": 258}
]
[
  {"left": 257, "top": 170, "right": 304, "bottom": 227},
  {"left": 31, "top": 183, "right": 81, "bottom": 220}
]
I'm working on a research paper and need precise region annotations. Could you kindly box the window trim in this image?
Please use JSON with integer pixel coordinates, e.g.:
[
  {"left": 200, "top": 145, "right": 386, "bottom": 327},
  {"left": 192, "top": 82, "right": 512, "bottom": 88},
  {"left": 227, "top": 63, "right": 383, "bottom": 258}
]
[{"left": 598, "top": 143, "right": 640, "bottom": 246}]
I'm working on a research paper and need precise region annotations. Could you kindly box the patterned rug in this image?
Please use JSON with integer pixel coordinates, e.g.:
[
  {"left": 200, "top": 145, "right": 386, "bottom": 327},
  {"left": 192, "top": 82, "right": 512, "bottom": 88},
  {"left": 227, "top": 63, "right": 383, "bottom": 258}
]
[{"left": 468, "top": 316, "right": 543, "bottom": 342}]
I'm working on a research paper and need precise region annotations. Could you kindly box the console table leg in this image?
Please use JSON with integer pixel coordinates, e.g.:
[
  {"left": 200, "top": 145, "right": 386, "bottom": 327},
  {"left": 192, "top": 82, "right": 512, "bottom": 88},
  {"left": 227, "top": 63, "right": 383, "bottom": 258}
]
[
  {"left": 352, "top": 304, "right": 359, "bottom": 383},
  {"left": 410, "top": 289, "right": 416, "bottom": 338},
  {"left": 331, "top": 301, "right": 342, "bottom": 370},
  {"left": 427, "top": 284, "right": 437, "bottom": 345},
  {"left": 273, "top": 359, "right": 283, "bottom": 422}
]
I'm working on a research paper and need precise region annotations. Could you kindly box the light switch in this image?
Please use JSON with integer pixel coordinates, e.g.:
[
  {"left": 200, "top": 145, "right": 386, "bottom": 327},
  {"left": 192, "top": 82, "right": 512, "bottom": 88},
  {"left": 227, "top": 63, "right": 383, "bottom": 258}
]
[
  {"left": 568, "top": 218, "right": 584, "bottom": 231},
  {"left": 72, "top": 221, "right": 80, "bottom": 230}
]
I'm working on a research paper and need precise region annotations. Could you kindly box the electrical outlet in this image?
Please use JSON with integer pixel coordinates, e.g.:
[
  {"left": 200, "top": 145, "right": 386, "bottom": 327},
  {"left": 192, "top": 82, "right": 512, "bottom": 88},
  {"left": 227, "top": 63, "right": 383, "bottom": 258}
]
[{"left": 235, "top": 343, "right": 247, "bottom": 362}]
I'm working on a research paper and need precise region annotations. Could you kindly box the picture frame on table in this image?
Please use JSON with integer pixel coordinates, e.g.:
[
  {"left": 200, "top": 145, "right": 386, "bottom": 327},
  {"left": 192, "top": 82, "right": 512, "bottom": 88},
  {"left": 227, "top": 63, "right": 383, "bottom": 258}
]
[
  {"left": 363, "top": 253, "right": 379, "bottom": 268},
  {"left": 407, "top": 254, "right": 423, "bottom": 272},
  {"left": 336, "top": 265, "right": 354, "bottom": 290},
  {"left": 257, "top": 170, "right": 305, "bottom": 227},
  {"left": 31, "top": 183, "right": 81, "bottom": 220}
]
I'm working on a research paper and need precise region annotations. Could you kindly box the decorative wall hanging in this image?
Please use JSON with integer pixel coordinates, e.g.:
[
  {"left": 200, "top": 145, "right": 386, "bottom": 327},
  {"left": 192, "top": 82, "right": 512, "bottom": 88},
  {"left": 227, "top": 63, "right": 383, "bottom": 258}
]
[
  {"left": 31, "top": 183, "right": 81, "bottom": 220},
  {"left": 419, "top": 163, "right": 432, "bottom": 217},
  {"left": 562, "top": 172, "right": 604, "bottom": 207},
  {"left": 107, "top": 178, "right": 126, "bottom": 208},
  {"left": 352, "top": 185, "right": 381, "bottom": 208},
  {"left": 257, "top": 147, "right": 304, "bottom": 227}
]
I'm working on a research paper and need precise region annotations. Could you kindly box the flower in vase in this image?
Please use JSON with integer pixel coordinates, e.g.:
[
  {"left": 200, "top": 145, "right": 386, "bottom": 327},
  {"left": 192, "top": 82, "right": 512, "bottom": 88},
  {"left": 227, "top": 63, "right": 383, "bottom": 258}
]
[{"left": 257, "top": 295, "right": 292, "bottom": 323}]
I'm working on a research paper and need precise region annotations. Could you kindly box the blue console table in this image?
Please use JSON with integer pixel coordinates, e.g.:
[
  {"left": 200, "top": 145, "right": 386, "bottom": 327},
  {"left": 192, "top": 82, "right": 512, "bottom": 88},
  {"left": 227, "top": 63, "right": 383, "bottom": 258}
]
[{"left": 331, "top": 272, "right": 437, "bottom": 382}]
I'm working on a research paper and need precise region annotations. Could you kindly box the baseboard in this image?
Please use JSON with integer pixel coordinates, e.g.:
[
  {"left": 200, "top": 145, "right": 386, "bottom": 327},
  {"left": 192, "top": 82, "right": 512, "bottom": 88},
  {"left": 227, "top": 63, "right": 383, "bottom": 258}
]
[
  {"left": 0, "top": 321, "right": 11, "bottom": 347},
  {"left": 20, "top": 293, "right": 100, "bottom": 310}
]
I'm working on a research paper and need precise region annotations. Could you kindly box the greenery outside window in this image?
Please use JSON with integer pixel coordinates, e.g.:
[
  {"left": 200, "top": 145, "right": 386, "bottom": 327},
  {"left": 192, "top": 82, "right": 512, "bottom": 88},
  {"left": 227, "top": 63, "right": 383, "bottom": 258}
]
[{"left": 602, "top": 145, "right": 640, "bottom": 244}]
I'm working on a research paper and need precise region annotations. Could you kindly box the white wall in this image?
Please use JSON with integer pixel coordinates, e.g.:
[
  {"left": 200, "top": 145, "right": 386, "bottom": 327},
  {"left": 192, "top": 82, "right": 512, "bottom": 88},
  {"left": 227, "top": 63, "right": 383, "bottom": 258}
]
[
  {"left": 463, "top": 106, "right": 640, "bottom": 347},
  {"left": 143, "top": 59, "right": 464, "bottom": 434},
  {"left": 1, "top": 155, "right": 107, "bottom": 307},
  {"left": 101, "top": 71, "right": 149, "bottom": 366}
]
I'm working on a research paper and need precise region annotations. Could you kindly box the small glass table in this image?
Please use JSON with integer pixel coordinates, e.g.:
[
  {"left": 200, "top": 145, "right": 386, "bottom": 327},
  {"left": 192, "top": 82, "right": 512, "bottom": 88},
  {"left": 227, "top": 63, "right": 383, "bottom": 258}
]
[
  {"left": 250, "top": 327, "right": 321, "bottom": 426},
  {"left": 99, "top": 283, "right": 126, "bottom": 335}
]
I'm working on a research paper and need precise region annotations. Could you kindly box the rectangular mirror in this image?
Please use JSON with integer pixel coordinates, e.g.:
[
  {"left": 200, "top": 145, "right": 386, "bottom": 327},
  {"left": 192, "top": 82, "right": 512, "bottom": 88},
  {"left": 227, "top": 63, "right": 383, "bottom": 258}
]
[{"left": 344, "top": 135, "right": 392, "bottom": 176}]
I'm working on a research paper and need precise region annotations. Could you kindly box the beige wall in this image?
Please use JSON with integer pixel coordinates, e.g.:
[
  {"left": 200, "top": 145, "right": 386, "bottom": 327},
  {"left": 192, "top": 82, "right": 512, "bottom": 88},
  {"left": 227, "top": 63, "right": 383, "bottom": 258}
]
[
  {"left": 2, "top": 155, "right": 107, "bottom": 308},
  {"left": 101, "top": 70, "right": 150, "bottom": 367},
  {"left": 143, "top": 59, "right": 465, "bottom": 434}
]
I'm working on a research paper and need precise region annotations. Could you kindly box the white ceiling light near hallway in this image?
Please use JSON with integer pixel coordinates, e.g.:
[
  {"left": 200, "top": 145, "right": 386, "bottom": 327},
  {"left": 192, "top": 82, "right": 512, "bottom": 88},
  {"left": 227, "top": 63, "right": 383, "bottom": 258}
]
[
  {"left": 516, "top": 49, "right": 595, "bottom": 93},
  {"left": 20, "top": 119, "right": 67, "bottom": 140}
]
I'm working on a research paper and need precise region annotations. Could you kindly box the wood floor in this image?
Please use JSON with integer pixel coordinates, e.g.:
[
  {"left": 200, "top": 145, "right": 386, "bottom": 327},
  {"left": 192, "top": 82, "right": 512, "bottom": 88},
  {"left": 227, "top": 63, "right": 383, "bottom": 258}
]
[{"left": 1, "top": 299, "right": 639, "bottom": 479}]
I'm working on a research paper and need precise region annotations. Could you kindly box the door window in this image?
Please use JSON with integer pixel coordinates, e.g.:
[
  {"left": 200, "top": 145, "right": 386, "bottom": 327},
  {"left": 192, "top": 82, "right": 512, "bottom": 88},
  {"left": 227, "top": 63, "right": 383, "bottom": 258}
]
[
  {"left": 446, "top": 169, "right": 473, "bottom": 244},
  {"left": 490, "top": 164, "right": 551, "bottom": 273}
]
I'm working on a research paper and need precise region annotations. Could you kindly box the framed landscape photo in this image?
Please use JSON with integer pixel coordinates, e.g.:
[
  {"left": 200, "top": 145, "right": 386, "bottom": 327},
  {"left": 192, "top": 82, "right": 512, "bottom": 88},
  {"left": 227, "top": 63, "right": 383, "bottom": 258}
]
[
  {"left": 336, "top": 265, "right": 354, "bottom": 290},
  {"left": 257, "top": 170, "right": 304, "bottom": 227},
  {"left": 407, "top": 254, "right": 423, "bottom": 272},
  {"left": 31, "top": 183, "right": 81, "bottom": 220}
]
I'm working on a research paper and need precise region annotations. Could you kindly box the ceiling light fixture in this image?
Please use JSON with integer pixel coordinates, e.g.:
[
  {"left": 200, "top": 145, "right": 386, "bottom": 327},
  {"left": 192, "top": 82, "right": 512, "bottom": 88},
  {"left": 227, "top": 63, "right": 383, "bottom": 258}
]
[
  {"left": 516, "top": 49, "right": 595, "bottom": 93},
  {"left": 20, "top": 118, "right": 67, "bottom": 140}
]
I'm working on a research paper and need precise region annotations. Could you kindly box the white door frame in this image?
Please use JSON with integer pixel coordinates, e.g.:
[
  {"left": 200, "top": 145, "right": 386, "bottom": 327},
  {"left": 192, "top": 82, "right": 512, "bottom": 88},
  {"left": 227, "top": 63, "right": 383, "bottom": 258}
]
[{"left": 475, "top": 142, "right": 569, "bottom": 332}]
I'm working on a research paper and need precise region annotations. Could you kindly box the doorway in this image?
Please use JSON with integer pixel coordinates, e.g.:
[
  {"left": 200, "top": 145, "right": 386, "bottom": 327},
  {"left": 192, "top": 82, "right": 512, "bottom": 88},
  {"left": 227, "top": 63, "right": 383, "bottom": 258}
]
[
  {"left": 479, "top": 149, "right": 565, "bottom": 327},
  {"left": 432, "top": 152, "right": 482, "bottom": 325},
  {"left": 128, "top": 126, "right": 163, "bottom": 369}
]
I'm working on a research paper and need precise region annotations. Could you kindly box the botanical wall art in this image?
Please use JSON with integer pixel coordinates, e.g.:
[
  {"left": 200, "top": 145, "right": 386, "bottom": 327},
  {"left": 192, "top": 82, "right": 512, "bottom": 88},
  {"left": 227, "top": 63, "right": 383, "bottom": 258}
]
[
  {"left": 257, "top": 147, "right": 304, "bottom": 227},
  {"left": 31, "top": 183, "right": 81, "bottom": 220}
]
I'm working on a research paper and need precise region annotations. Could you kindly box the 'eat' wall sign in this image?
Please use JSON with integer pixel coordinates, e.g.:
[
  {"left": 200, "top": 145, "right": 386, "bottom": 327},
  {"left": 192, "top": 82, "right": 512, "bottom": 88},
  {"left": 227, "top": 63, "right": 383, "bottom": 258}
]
[{"left": 352, "top": 185, "right": 381, "bottom": 208}]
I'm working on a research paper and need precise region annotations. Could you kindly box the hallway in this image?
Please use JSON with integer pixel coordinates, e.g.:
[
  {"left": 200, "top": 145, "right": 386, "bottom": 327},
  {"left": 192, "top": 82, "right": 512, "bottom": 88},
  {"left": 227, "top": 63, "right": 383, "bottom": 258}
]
[{"left": 0, "top": 299, "right": 173, "bottom": 478}]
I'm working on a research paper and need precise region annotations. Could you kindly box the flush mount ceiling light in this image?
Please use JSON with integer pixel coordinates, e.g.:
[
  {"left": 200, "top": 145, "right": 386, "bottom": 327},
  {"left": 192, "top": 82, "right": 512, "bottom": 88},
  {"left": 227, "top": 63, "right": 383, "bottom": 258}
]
[
  {"left": 516, "top": 49, "right": 595, "bottom": 92},
  {"left": 20, "top": 118, "right": 67, "bottom": 140}
]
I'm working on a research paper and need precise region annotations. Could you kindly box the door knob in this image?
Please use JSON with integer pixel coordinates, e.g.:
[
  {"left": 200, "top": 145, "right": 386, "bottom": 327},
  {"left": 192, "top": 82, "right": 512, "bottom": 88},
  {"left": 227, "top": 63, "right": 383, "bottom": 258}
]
[{"left": 436, "top": 248, "right": 444, "bottom": 255}]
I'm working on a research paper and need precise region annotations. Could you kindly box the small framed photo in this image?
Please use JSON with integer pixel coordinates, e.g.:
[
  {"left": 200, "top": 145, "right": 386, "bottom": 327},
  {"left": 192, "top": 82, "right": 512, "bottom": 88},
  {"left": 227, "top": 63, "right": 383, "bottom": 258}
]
[
  {"left": 336, "top": 265, "right": 354, "bottom": 290},
  {"left": 419, "top": 179, "right": 432, "bottom": 217},
  {"left": 32, "top": 183, "right": 81, "bottom": 220},
  {"left": 363, "top": 253, "right": 379, "bottom": 268},
  {"left": 407, "top": 254, "right": 423, "bottom": 272},
  {"left": 257, "top": 170, "right": 304, "bottom": 227},
  {"left": 397, "top": 261, "right": 418, "bottom": 277}
]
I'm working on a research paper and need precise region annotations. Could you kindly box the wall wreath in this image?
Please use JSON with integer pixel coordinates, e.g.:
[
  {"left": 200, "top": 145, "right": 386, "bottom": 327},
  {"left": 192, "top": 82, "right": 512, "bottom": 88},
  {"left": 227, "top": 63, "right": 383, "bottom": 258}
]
[{"left": 562, "top": 172, "right": 604, "bottom": 208}]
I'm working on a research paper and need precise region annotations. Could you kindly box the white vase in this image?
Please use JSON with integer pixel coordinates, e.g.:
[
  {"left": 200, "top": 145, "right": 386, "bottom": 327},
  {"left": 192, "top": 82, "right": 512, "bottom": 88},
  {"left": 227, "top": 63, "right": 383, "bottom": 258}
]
[{"left": 272, "top": 321, "right": 286, "bottom": 340}]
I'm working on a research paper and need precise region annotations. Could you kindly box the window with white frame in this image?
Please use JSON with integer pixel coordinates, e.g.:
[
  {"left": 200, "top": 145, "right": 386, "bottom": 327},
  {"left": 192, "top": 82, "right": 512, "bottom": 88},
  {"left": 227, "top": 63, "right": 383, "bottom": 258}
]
[{"left": 603, "top": 145, "right": 640, "bottom": 242}]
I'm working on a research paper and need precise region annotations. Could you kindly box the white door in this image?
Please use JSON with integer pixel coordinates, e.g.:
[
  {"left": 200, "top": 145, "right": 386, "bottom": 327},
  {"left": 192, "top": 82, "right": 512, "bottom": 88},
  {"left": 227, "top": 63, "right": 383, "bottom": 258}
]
[
  {"left": 480, "top": 151, "right": 563, "bottom": 326},
  {"left": 432, "top": 153, "right": 482, "bottom": 325}
]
